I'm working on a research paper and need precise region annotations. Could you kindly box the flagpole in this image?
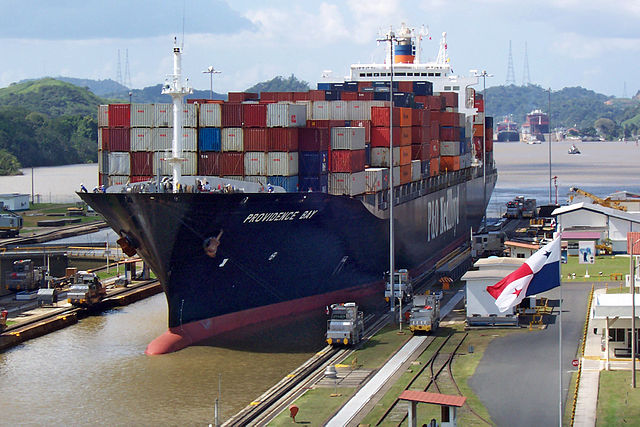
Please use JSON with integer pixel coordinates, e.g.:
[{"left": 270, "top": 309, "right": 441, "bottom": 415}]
[{"left": 558, "top": 230, "right": 563, "bottom": 426}]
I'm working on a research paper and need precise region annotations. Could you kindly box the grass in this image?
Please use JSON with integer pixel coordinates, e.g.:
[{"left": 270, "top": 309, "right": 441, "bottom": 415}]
[
  {"left": 267, "top": 387, "right": 354, "bottom": 426},
  {"left": 17, "top": 202, "right": 103, "bottom": 229},
  {"left": 596, "top": 371, "right": 640, "bottom": 426},
  {"left": 341, "top": 323, "right": 413, "bottom": 369},
  {"left": 561, "top": 255, "right": 631, "bottom": 282}
]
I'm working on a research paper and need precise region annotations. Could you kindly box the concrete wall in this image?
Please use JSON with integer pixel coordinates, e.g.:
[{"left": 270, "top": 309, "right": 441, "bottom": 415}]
[{"left": 466, "top": 279, "right": 516, "bottom": 317}]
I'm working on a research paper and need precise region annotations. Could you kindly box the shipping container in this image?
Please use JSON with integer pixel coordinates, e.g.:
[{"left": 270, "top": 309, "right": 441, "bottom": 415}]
[
  {"left": 219, "top": 152, "right": 244, "bottom": 176},
  {"left": 130, "top": 175, "right": 153, "bottom": 183},
  {"left": 268, "top": 175, "right": 299, "bottom": 192},
  {"left": 307, "top": 119, "right": 331, "bottom": 128},
  {"left": 108, "top": 152, "right": 131, "bottom": 175},
  {"left": 244, "top": 152, "right": 268, "bottom": 176},
  {"left": 228, "top": 92, "right": 258, "bottom": 103},
  {"left": 340, "top": 91, "right": 358, "bottom": 101},
  {"left": 266, "top": 103, "right": 307, "bottom": 127},
  {"left": 371, "top": 106, "right": 401, "bottom": 127},
  {"left": 299, "top": 128, "right": 329, "bottom": 151},
  {"left": 411, "top": 143, "right": 421, "bottom": 161},
  {"left": 420, "top": 160, "right": 430, "bottom": 178},
  {"left": 365, "top": 167, "right": 389, "bottom": 193},
  {"left": 108, "top": 175, "right": 129, "bottom": 186},
  {"left": 399, "top": 164, "right": 411, "bottom": 184},
  {"left": 440, "top": 126, "right": 461, "bottom": 141},
  {"left": 329, "top": 171, "right": 366, "bottom": 196},
  {"left": 108, "top": 104, "right": 130, "bottom": 128},
  {"left": 130, "top": 128, "right": 152, "bottom": 152},
  {"left": 199, "top": 127, "right": 222, "bottom": 152},
  {"left": 441, "top": 92, "right": 458, "bottom": 108},
  {"left": 130, "top": 103, "right": 154, "bottom": 127},
  {"left": 351, "top": 120, "right": 371, "bottom": 142},
  {"left": 398, "top": 145, "right": 412, "bottom": 165},
  {"left": 429, "top": 139, "right": 440, "bottom": 158},
  {"left": 398, "top": 108, "right": 412, "bottom": 127},
  {"left": 369, "top": 146, "right": 415, "bottom": 168},
  {"left": 413, "top": 81, "right": 433, "bottom": 96},
  {"left": 324, "top": 90, "right": 340, "bottom": 101},
  {"left": 267, "top": 128, "right": 299, "bottom": 151},
  {"left": 299, "top": 151, "right": 328, "bottom": 176},
  {"left": 152, "top": 128, "right": 173, "bottom": 151},
  {"left": 411, "top": 160, "right": 421, "bottom": 182},
  {"left": 294, "top": 101, "right": 313, "bottom": 123},
  {"left": 98, "top": 105, "right": 109, "bottom": 127},
  {"left": 292, "top": 91, "right": 311, "bottom": 102},
  {"left": 440, "top": 141, "right": 461, "bottom": 156},
  {"left": 221, "top": 103, "right": 243, "bottom": 127},
  {"left": 242, "top": 103, "right": 267, "bottom": 127},
  {"left": 429, "top": 157, "right": 440, "bottom": 177},
  {"left": 312, "top": 101, "right": 330, "bottom": 120},
  {"left": 330, "top": 149, "right": 365, "bottom": 173},
  {"left": 330, "top": 127, "right": 366, "bottom": 150},
  {"left": 130, "top": 151, "right": 153, "bottom": 176},
  {"left": 103, "top": 128, "right": 130, "bottom": 152},
  {"left": 154, "top": 104, "right": 172, "bottom": 127},
  {"left": 440, "top": 155, "right": 460, "bottom": 172},
  {"left": 347, "top": 101, "right": 366, "bottom": 120},
  {"left": 329, "top": 101, "right": 349, "bottom": 120},
  {"left": 221, "top": 128, "right": 244, "bottom": 152},
  {"left": 243, "top": 128, "right": 268, "bottom": 151},
  {"left": 267, "top": 152, "right": 298, "bottom": 176},
  {"left": 181, "top": 128, "right": 198, "bottom": 151},
  {"left": 306, "top": 90, "right": 326, "bottom": 101},
  {"left": 425, "top": 96, "right": 445, "bottom": 111},
  {"left": 98, "top": 150, "right": 108, "bottom": 174},
  {"left": 198, "top": 152, "right": 220, "bottom": 176},
  {"left": 199, "top": 103, "right": 222, "bottom": 127},
  {"left": 153, "top": 151, "right": 197, "bottom": 176},
  {"left": 299, "top": 174, "right": 328, "bottom": 193},
  {"left": 261, "top": 92, "right": 294, "bottom": 102},
  {"left": 399, "top": 127, "right": 412, "bottom": 146},
  {"left": 243, "top": 176, "right": 268, "bottom": 185},
  {"left": 370, "top": 127, "right": 402, "bottom": 148}
]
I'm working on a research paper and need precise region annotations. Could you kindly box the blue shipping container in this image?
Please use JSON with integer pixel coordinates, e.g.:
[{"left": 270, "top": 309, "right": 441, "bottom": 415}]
[
  {"left": 299, "top": 174, "right": 328, "bottom": 193},
  {"left": 324, "top": 90, "right": 340, "bottom": 101},
  {"left": 460, "top": 127, "right": 466, "bottom": 142},
  {"left": 330, "top": 83, "right": 345, "bottom": 91},
  {"left": 413, "top": 81, "right": 433, "bottom": 96},
  {"left": 199, "top": 127, "right": 221, "bottom": 152},
  {"left": 343, "top": 81, "right": 359, "bottom": 92},
  {"left": 268, "top": 175, "right": 299, "bottom": 192},
  {"left": 299, "top": 151, "right": 328, "bottom": 176},
  {"left": 373, "top": 92, "right": 390, "bottom": 101},
  {"left": 317, "top": 82, "right": 331, "bottom": 90}
]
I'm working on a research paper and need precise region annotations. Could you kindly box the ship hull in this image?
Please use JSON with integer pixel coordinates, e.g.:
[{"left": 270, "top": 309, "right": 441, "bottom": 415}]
[{"left": 79, "top": 169, "right": 496, "bottom": 353}]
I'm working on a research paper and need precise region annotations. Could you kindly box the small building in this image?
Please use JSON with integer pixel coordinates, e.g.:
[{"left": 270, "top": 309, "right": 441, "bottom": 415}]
[
  {"left": 0, "top": 193, "right": 30, "bottom": 211},
  {"left": 590, "top": 292, "right": 640, "bottom": 367},
  {"left": 553, "top": 203, "right": 640, "bottom": 253},
  {"left": 504, "top": 240, "right": 539, "bottom": 258},
  {"left": 560, "top": 231, "right": 602, "bottom": 256},
  {"left": 398, "top": 390, "right": 466, "bottom": 427}
]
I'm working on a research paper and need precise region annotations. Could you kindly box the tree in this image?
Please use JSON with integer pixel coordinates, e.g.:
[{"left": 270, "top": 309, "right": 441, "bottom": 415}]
[
  {"left": 0, "top": 148, "right": 21, "bottom": 175},
  {"left": 594, "top": 118, "right": 618, "bottom": 139}
]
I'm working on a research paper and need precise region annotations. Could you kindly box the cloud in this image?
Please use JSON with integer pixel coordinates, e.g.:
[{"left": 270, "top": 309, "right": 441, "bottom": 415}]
[{"left": 552, "top": 32, "right": 640, "bottom": 60}]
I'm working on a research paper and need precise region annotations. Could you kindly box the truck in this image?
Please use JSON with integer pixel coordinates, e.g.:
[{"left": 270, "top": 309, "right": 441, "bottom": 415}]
[
  {"left": 408, "top": 294, "right": 440, "bottom": 334},
  {"left": 67, "top": 271, "right": 106, "bottom": 307},
  {"left": 0, "top": 206, "right": 22, "bottom": 237},
  {"left": 384, "top": 269, "right": 413, "bottom": 303},
  {"left": 5, "top": 259, "right": 44, "bottom": 291},
  {"left": 325, "top": 302, "right": 364, "bottom": 346},
  {"left": 522, "top": 198, "right": 537, "bottom": 218}
]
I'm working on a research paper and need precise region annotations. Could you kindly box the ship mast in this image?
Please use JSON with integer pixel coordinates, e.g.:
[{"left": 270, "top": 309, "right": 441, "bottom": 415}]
[{"left": 162, "top": 38, "right": 193, "bottom": 193}]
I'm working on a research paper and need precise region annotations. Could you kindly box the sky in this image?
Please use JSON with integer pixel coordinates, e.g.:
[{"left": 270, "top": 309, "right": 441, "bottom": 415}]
[{"left": 1, "top": 0, "right": 639, "bottom": 97}]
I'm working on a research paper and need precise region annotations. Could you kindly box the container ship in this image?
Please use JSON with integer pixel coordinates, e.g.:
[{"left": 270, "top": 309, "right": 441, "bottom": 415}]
[
  {"left": 521, "top": 109, "right": 549, "bottom": 142},
  {"left": 496, "top": 116, "right": 520, "bottom": 142},
  {"left": 80, "top": 24, "right": 497, "bottom": 354}
]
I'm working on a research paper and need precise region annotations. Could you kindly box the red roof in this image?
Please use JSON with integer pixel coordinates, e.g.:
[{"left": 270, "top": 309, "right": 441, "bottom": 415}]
[
  {"left": 398, "top": 390, "right": 466, "bottom": 407},
  {"left": 561, "top": 231, "right": 601, "bottom": 240}
]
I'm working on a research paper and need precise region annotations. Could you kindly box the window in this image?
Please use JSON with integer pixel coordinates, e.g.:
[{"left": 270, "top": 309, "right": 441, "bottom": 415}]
[
  {"left": 359, "top": 73, "right": 365, "bottom": 77},
  {"left": 428, "top": 73, "right": 434, "bottom": 76},
  {"left": 453, "top": 85, "right": 460, "bottom": 90},
  {"left": 444, "top": 86, "right": 451, "bottom": 90},
  {"left": 435, "top": 73, "right": 441, "bottom": 76},
  {"left": 421, "top": 73, "right": 427, "bottom": 76},
  {"left": 517, "top": 253, "right": 525, "bottom": 258},
  {"left": 395, "top": 72, "right": 406, "bottom": 76},
  {"left": 373, "top": 73, "right": 379, "bottom": 77},
  {"left": 366, "top": 73, "right": 372, "bottom": 77}
]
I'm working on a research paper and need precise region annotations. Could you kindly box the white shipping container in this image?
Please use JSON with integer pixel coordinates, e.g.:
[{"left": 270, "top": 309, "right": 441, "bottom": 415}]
[
  {"left": 473, "top": 111, "right": 485, "bottom": 125},
  {"left": 370, "top": 147, "right": 401, "bottom": 167},
  {"left": 98, "top": 150, "right": 108, "bottom": 174},
  {"left": 365, "top": 167, "right": 389, "bottom": 193},
  {"left": 221, "top": 128, "right": 244, "bottom": 151},
  {"left": 329, "top": 101, "right": 349, "bottom": 120},
  {"left": 440, "top": 141, "right": 461, "bottom": 156},
  {"left": 108, "top": 152, "right": 130, "bottom": 175},
  {"left": 108, "top": 175, "right": 129, "bottom": 186},
  {"left": 267, "top": 152, "right": 298, "bottom": 176},
  {"left": 98, "top": 129, "right": 102, "bottom": 150},
  {"left": 348, "top": 101, "right": 368, "bottom": 120},
  {"left": 182, "top": 103, "right": 198, "bottom": 128},
  {"left": 152, "top": 128, "right": 173, "bottom": 151},
  {"left": 153, "top": 151, "right": 197, "bottom": 176},
  {"left": 130, "top": 128, "right": 152, "bottom": 152},
  {"left": 329, "top": 171, "right": 366, "bottom": 196},
  {"left": 266, "top": 103, "right": 307, "bottom": 127},
  {"left": 244, "top": 152, "right": 268, "bottom": 176},
  {"left": 154, "top": 103, "right": 172, "bottom": 127},
  {"left": 331, "top": 127, "right": 366, "bottom": 150},
  {"left": 243, "top": 176, "right": 268, "bottom": 185},
  {"left": 130, "top": 103, "right": 154, "bottom": 127},
  {"left": 311, "top": 101, "right": 330, "bottom": 120},
  {"left": 411, "top": 160, "right": 421, "bottom": 182},
  {"left": 98, "top": 105, "right": 109, "bottom": 128},
  {"left": 181, "top": 128, "right": 198, "bottom": 151},
  {"left": 199, "top": 103, "right": 222, "bottom": 127},
  {"left": 295, "top": 101, "right": 313, "bottom": 123}
]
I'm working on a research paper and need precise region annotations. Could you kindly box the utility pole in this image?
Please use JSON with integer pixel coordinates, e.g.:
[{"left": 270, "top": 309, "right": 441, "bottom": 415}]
[{"left": 202, "top": 66, "right": 221, "bottom": 100}]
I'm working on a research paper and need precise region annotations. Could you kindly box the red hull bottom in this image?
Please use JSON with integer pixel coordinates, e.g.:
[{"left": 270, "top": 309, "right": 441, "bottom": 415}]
[{"left": 146, "top": 281, "right": 384, "bottom": 354}]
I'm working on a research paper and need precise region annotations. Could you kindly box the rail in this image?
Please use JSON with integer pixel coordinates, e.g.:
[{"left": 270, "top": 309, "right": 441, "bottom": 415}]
[{"left": 570, "top": 284, "right": 595, "bottom": 426}]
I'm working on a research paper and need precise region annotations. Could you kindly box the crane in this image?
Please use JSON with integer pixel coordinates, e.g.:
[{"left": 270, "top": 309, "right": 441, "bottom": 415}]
[{"left": 568, "top": 187, "right": 627, "bottom": 211}]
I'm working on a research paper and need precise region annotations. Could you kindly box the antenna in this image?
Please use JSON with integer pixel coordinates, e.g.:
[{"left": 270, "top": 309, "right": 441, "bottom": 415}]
[
  {"left": 116, "top": 49, "right": 123, "bottom": 86},
  {"left": 124, "top": 48, "right": 132, "bottom": 89},
  {"left": 522, "top": 42, "right": 530, "bottom": 86},
  {"left": 181, "top": 0, "right": 186, "bottom": 50},
  {"left": 505, "top": 40, "right": 516, "bottom": 85}
]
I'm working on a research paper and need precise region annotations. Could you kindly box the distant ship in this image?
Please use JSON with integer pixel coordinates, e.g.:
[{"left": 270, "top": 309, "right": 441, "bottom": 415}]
[
  {"left": 80, "top": 24, "right": 497, "bottom": 354},
  {"left": 496, "top": 116, "right": 520, "bottom": 142},
  {"left": 521, "top": 109, "right": 549, "bottom": 142}
]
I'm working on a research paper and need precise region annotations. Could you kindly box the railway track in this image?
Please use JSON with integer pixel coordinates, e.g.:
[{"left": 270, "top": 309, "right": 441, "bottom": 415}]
[{"left": 0, "top": 220, "right": 108, "bottom": 248}]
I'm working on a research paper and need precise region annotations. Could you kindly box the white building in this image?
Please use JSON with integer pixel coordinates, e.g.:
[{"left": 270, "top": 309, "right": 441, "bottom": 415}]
[
  {"left": 553, "top": 203, "right": 640, "bottom": 253},
  {"left": 591, "top": 292, "right": 640, "bottom": 366},
  {"left": 0, "top": 193, "right": 30, "bottom": 211}
]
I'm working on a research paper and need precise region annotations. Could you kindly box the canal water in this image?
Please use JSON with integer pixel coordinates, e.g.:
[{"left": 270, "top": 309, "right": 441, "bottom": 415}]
[{"left": 1, "top": 140, "right": 639, "bottom": 424}]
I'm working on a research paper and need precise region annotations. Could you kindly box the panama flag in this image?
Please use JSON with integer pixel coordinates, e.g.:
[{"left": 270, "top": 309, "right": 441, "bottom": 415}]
[{"left": 486, "top": 237, "right": 561, "bottom": 312}]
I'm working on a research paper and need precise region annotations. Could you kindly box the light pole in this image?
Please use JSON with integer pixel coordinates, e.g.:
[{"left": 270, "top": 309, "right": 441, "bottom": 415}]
[
  {"left": 473, "top": 71, "right": 493, "bottom": 231},
  {"left": 548, "top": 88, "right": 552, "bottom": 204},
  {"left": 202, "top": 66, "right": 221, "bottom": 100},
  {"left": 128, "top": 91, "right": 132, "bottom": 104},
  {"left": 631, "top": 238, "right": 640, "bottom": 388},
  {"left": 378, "top": 27, "right": 397, "bottom": 316}
]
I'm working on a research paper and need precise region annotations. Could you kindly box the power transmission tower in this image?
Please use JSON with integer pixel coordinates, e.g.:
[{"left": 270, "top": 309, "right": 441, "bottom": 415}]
[
  {"left": 116, "top": 49, "right": 123, "bottom": 86},
  {"left": 505, "top": 40, "right": 516, "bottom": 85},
  {"left": 124, "top": 48, "right": 132, "bottom": 89},
  {"left": 522, "top": 42, "right": 531, "bottom": 86}
]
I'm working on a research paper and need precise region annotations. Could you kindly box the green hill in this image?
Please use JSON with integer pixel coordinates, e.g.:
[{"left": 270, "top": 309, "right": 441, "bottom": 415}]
[{"left": 246, "top": 75, "right": 310, "bottom": 93}]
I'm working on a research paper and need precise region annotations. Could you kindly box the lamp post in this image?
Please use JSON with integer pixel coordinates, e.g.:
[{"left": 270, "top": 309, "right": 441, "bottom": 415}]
[
  {"left": 473, "top": 71, "right": 493, "bottom": 231},
  {"left": 378, "top": 28, "right": 397, "bottom": 316},
  {"left": 548, "top": 88, "right": 552, "bottom": 204},
  {"left": 128, "top": 91, "right": 132, "bottom": 104},
  {"left": 202, "top": 66, "right": 221, "bottom": 100}
]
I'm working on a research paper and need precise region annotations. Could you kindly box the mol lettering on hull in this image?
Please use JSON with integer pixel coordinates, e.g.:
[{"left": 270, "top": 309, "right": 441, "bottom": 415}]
[{"left": 427, "top": 187, "right": 460, "bottom": 242}]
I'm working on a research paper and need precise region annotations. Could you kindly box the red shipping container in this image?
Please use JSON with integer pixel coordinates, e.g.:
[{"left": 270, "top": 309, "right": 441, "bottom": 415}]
[
  {"left": 439, "top": 126, "right": 461, "bottom": 141},
  {"left": 228, "top": 92, "right": 258, "bottom": 102},
  {"left": 221, "top": 103, "right": 243, "bottom": 127},
  {"left": 103, "top": 128, "right": 130, "bottom": 152},
  {"left": 261, "top": 92, "right": 294, "bottom": 102},
  {"left": 371, "top": 127, "right": 402, "bottom": 147},
  {"left": 399, "top": 164, "right": 411, "bottom": 184},
  {"left": 440, "top": 155, "right": 460, "bottom": 172},
  {"left": 308, "top": 119, "right": 331, "bottom": 128},
  {"left": 420, "top": 142, "right": 431, "bottom": 161},
  {"left": 474, "top": 97, "right": 484, "bottom": 112},
  {"left": 399, "top": 108, "right": 412, "bottom": 127},
  {"left": 267, "top": 128, "right": 299, "bottom": 151},
  {"left": 308, "top": 90, "right": 326, "bottom": 101},
  {"left": 426, "top": 96, "right": 445, "bottom": 111},
  {"left": 411, "top": 144, "right": 421, "bottom": 161},
  {"left": 351, "top": 120, "right": 371, "bottom": 143},
  {"left": 198, "top": 152, "right": 221, "bottom": 176},
  {"left": 473, "top": 138, "right": 483, "bottom": 161},
  {"left": 430, "top": 121, "right": 440, "bottom": 140},
  {"left": 244, "top": 128, "right": 268, "bottom": 151},
  {"left": 399, "top": 146, "right": 412, "bottom": 165},
  {"left": 429, "top": 139, "right": 440, "bottom": 159},
  {"left": 439, "top": 112, "right": 457, "bottom": 127},
  {"left": 371, "top": 106, "right": 401, "bottom": 127},
  {"left": 242, "top": 103, "right": 267, "bottom": 127},
  {"left": 130, "top": 151, "right": 153, "bottom": 176},
  {"left": 187, "top": 98, "right": 209, "bottom": 104},
  {"left": 441, "top": 92, "right": 458, "bottom": 108},
  {"left": 357, "top": 81, "right": 373, "bottom": 90},
  {"left": 329, "top": 120, "right": 348, "bottom": 128},
  {"left": 486, "top": 128, "right": 494, "bottom": 144},
  {"left": 356, "top": 92, "right": 374, "bottom": 100},
  {"left": 130, "top": 175, "right": 152, "bottom": 183},
  {"left": 219, "top": 152, "right": 244, "bottom": 176},
  {"left": 299, "top": 128, "right": 329, "bottom": 151},
  {"left": 398, "top": 81, "right": 413, "bottom": 92},
  {"left": 293, "top": 92, "right": 310, "bottom": 101},
  {"left": 330, "top": 149, "right": 366, "bottom": 173},
  {"left": 429, "top": 158, "right": 440, "bottom": 176},
  {"left": 411, "top": 109, "right": 421, "bottom": 127},
  {"left": 399, "top": 127, "right": 412, "bottom": 146},
  {"left": 108, "top": 104, "right": 130, "bottom": 128},
  {"left": 340, "top": 91, "right": 358, "bottom": 101},
  {"left": 411, "top": 126, "right": 422, "bottom": 144},
  {"left": 414, "top": 95, "right": 427, "bottom": 105},
  {"left": 98, "top": 173, "right": 106, "bottom": 186}
]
